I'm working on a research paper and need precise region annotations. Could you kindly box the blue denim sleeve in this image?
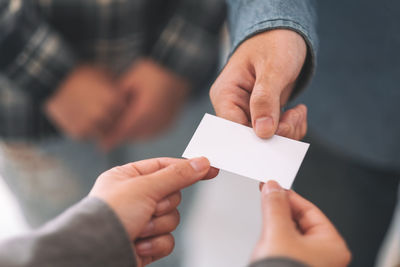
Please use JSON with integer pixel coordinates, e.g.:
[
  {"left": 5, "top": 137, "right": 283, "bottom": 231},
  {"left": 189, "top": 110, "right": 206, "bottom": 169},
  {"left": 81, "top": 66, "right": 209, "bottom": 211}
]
[{"left": 226, "top": 0, "right": 318, "bottom": 96}]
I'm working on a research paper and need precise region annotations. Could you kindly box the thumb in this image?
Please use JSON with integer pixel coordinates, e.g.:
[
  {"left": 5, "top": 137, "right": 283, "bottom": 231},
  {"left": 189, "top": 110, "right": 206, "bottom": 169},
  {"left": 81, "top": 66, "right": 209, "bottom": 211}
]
[
  {"left": 250, "top": 78, "right": 281, "bottom": 138},
  {"left": 143, "top": 157, "right": 211, "bottom": 200},
  {"left": 260, "top": 181, "right": 294, "bottom": 237}
]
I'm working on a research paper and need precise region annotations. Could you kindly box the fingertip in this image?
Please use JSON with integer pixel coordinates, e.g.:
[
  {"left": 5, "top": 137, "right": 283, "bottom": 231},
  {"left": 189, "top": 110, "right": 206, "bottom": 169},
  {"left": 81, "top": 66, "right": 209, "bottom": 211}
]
[
  {"left": 254, "top": 116, "right": 275, "bottom": 138},
  {"left": 262, "top": 180, "right": 283, "bottom": 196},
  {"left": 189, "top": 157, "right": 210, "bottom": 172},
  {"left": 259, "top": 182, "right": 265, "bottom": 192},
  {"left": 203, "top": 167, "right": 219, "bottom": 180}
]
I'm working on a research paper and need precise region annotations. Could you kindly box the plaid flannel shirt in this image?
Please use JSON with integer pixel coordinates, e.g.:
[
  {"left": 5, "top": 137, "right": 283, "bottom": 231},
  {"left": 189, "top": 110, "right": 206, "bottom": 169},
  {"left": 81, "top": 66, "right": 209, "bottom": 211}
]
[{"left": 0, "top": 0, "right": 226, "bottom": 139}]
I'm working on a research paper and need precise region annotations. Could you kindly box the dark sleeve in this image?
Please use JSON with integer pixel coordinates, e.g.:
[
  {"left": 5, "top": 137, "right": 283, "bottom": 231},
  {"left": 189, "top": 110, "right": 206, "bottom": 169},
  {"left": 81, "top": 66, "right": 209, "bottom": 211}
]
[
  {"left": 150, "top": 0, "right": 226, "bottom": 89},
  {"left": 226, "top": 0, "right": 318, "bottom": 97},
  {"left": 0, "top": 197, "right": 136, "bottom": 267},
  {"left": 249, "top": 257, "right": 310, "bottom": 267},
  {"left": 0, "top": 0, "right": 77, "bottom": 102}
]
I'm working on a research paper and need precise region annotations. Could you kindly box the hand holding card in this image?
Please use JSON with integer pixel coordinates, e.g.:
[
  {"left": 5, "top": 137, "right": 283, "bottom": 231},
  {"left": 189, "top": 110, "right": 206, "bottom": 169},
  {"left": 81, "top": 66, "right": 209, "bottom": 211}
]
[{"left": 183, "top": 114, "right": 309, "bottom": 189}]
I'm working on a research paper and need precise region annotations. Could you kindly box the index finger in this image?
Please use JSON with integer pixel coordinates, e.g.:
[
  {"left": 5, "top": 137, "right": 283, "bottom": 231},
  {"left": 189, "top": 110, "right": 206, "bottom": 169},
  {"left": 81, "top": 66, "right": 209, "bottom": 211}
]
[
  {"left": 119, "top": 157, "right": 219, "bottom": 180},
  {"left": 213, "top": 100, "right": 251, "bottom": 127},
  {"left": 288, "top": 190, "right": 339, "bottom": 236},
  {"left": 119, "top": 158, "right": 185, "bottom": 176}
]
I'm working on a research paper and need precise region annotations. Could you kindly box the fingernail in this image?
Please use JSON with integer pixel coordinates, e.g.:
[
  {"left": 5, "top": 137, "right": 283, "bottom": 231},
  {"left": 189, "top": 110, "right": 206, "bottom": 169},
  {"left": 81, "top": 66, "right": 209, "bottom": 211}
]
[
  {"left": 190, "top": 157, "right": 209, "bottom": 172},
  {"left": 137, "top": 241, "right": 152, "bottom": 254},
  {"left": 139, "top": 221, "right": 154, "bottom": 237},
  {"left": 255, "top": 117, "right": 274, "bottom": 137},
  {"left": 263, "top": 180, "right": 283, "bottom": 195}
]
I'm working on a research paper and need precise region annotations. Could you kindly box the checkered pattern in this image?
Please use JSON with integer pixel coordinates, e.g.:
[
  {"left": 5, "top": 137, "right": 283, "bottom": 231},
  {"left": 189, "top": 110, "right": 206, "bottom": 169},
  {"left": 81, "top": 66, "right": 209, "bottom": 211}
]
[{"left": 0, "top": 0, "right": 226, "bottom": 139}]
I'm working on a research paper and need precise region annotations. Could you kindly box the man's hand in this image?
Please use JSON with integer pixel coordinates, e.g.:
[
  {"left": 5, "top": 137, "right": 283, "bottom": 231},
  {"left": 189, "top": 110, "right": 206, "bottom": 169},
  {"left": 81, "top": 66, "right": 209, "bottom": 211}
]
[
  {"left": 100, "top": 59, "right": 190, "bottom": 150},
  {"left": 210, "top": 29, "right": 307, "bottom": 138},
  {"left": 251, "top": 181, "right": 351, "bottom": 267},
  {"left": 45, "top": 65, "right": 126, "bottom": 140},
  {"left": 90, "top": 157, "right": 218, "bottom": 267}
]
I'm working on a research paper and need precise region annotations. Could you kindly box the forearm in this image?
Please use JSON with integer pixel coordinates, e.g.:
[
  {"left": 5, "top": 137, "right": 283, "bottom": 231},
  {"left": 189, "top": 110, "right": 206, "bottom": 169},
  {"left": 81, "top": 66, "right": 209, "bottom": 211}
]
[{"left": 0, "top": 197, "right": 135, "bottom": 267}]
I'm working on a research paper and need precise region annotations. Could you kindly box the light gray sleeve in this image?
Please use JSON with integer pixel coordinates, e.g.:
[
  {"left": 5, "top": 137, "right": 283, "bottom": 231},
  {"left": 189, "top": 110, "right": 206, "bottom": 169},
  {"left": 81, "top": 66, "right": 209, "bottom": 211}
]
[
  {"left": 0, "top": 197, "right": 136, "bottom": 267},
  {"left": 226, "top": 0, "right": 318, "bottom": 97},
  {"left": 249, "top": 257, "right": 310, "bottom": 267}
]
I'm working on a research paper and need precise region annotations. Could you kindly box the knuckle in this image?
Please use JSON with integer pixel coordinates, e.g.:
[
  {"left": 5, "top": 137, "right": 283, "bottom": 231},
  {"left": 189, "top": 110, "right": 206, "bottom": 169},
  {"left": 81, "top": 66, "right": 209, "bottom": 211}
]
[
  {"left": 170, "top": 163, "right": 191, "bottom": 179},
  {"left": 209, "top": 84, "right": 230, "bottom": 107},
  {"left": 266, "top": 192, "right": 285, "bottom": 206},
  {"left": 251, "top": 90, "right": 271, "bottom": 106}
]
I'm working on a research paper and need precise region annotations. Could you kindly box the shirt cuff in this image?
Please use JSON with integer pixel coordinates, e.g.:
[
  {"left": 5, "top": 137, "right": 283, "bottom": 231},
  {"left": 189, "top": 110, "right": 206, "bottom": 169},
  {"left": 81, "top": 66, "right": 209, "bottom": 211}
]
[
  {"left": 150, "top": 15, "right": 220, "bottom": 90},
  {"left": 249, "top": 257, "right": 310, "bottom": 267}
]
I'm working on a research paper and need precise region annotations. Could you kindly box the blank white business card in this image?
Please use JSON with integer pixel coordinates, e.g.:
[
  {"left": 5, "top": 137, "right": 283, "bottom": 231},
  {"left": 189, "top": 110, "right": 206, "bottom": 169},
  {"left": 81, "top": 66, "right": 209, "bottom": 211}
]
[{"left": 182, "top": 114, "right": 310, "bottom": 189}]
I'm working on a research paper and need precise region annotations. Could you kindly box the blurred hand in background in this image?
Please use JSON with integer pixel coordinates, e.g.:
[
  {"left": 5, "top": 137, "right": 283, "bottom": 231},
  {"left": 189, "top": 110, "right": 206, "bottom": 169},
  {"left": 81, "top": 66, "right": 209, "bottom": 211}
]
[
  {"left": 210, "top": 29, "right": 307, "bottom": 139},
  {"left": 90, "top": 157, "right": 217, "bottom": 267},
  {"left": 251, "top": 181, "right": 351, "bottom": 267},
  {"left": 99, "top": 59, "right": 190, "bottom": 150},
  {"left": 45, "top": 59, "right": 189, "bottom": 151},
  {"left": 45, "top": 29, "right": 307, "bottom": 150},
  {"left": 45, "top": 65, "right": 126, "bottom": 141}
]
